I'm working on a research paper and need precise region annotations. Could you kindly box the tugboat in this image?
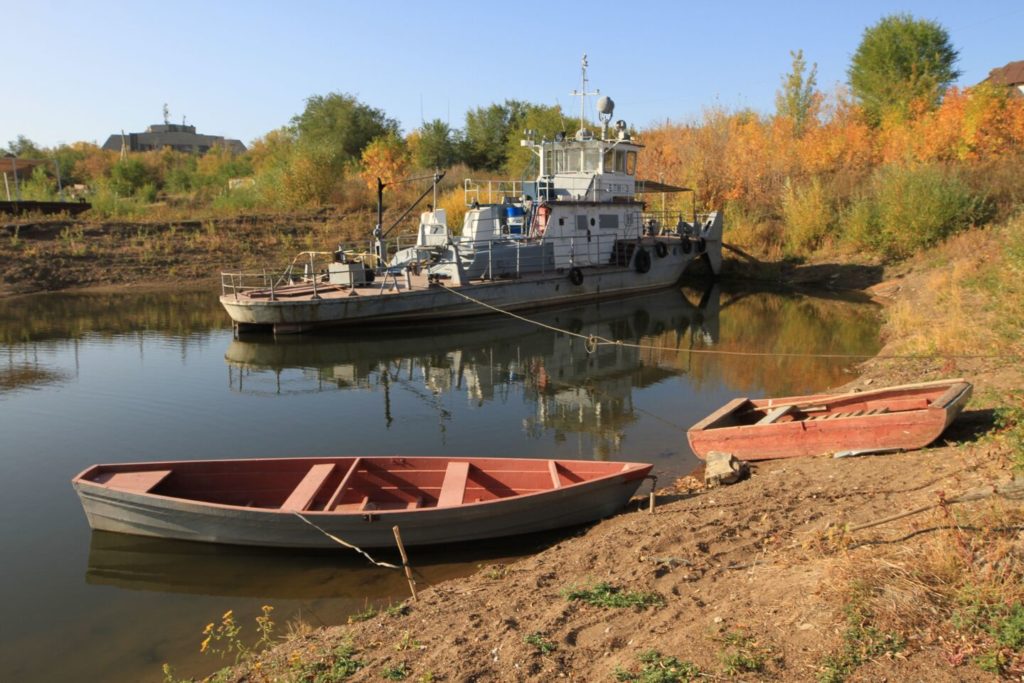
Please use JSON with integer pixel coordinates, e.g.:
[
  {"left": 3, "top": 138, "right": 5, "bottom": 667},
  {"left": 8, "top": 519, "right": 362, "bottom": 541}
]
[{"left": 220, "top": 57, "right": 723, "bottom": 335}]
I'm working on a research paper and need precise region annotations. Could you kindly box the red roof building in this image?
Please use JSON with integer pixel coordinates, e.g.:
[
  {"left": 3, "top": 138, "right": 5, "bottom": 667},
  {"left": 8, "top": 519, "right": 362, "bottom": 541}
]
[{"left": 984, "top": 60, "right": 1024, "bottom": 98}]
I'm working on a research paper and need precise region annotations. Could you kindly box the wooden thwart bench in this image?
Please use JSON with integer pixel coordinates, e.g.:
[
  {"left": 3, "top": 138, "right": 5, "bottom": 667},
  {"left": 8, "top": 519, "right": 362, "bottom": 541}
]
[
  {"left": 281, "top": 463, "right": 335, "bottom": 511},
  {"left": 437, "top": 461, "right": 470, "bottom": 507},
  {"left": 101, "top": 469, "right": 171, "bottom": 493},
  {"left": 757, "top": 405, "right": 794, "bottom": 425}
]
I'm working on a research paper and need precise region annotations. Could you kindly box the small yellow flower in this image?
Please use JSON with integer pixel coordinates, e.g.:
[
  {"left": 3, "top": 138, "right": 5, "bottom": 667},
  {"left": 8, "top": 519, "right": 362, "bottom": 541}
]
[
  {"left": 203, "top": 622, "right": 214, "bottom": 635},
  {"left": 200, "top": 636, "right": 211, "bottom": 653},
  {"left": 222, "top": 610, "right": 233, "bottom": 620}
]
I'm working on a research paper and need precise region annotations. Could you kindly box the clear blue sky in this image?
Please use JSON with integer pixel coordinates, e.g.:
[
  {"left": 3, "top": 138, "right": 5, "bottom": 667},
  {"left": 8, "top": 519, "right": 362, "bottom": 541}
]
[{"left": 3, "top": 0, "right": 1021, "bottom": 149}]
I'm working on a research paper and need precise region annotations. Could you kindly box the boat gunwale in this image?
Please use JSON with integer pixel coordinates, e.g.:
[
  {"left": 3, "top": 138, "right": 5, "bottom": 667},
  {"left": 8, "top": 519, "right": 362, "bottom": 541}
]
[
  {"left": 688, "top": 379, "right": 971, "bottom": 436},
  {"left": 72, "top": 456, "right": 653, "bottom": 516}
]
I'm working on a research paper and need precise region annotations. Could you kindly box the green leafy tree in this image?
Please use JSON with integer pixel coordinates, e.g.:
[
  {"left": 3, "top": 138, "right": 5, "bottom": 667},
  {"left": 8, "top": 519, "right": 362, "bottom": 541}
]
[
  {"left": 462, "top": 103, "right": 513, "bottom": 171},
  {"left": 848, "top": 14, "right": 960, "bottom": 125},
  {"left": 414, "top": 119, "right": 458, "bottom": 169},
  {"left": 51, "top": 144, "right": 89, "bottom": 185},
  {"left": 503, "top": 103, "right": 565, "bottom": 176},
  {"left": 292, "top": 92, "right": 400, "bottom": 161},
  {"left": 776, "top": 49, "right": 819, "bottom": 136},
  {"left": 5, "top": 135, "right": 43, "bottom": 157},
  {"left": 109, "top": 158, "right": 155, "bottom": 197}
]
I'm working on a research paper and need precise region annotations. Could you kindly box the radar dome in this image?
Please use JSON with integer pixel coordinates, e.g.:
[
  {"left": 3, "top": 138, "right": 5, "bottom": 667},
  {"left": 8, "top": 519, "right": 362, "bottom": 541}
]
[{"left": 596, "top": 96, "right": 615, "bottom": 116}]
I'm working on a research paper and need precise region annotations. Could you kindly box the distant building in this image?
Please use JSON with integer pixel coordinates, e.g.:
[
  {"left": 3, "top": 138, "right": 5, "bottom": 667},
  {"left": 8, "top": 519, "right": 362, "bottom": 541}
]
[
  {"left": 982, "top": 60, "right": 1024, "bottom": 99},
  {"left": 102, "top": 123, "right": 246, "bottom": 155}
]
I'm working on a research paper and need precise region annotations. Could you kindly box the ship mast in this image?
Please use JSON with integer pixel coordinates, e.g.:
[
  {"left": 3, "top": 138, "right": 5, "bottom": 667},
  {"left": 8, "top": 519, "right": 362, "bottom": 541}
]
[{"left": 570, "top": 53, "right": 598, "bottom": 137}]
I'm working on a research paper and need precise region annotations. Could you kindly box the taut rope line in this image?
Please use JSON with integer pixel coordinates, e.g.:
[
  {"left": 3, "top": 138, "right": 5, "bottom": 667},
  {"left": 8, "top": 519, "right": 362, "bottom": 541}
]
[{"left": 441, "top": 285, "right": 1015, "bottom": 361}]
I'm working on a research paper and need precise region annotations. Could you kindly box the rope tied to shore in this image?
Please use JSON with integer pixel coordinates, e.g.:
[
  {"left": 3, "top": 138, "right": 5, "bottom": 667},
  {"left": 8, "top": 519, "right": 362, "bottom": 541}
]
[
  {"left": 441, "top": 284, "right": 1018, "bottom": 361},
  {"left": 291, "top": 511, "right": 400, "bottom": 569}
]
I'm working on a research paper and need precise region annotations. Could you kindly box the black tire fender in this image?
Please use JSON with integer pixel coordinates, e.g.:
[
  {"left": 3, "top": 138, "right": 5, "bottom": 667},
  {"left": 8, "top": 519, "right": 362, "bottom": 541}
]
[
  {"left": 681, "top": 239, "right": 693, "bottom": 254},
  {"left": 697, "top": 238, "right": 707, "bottom": 254},
  {"left": 568, "top": 267, "right": 584, "bottom": 286},
  {"left": 634, "top": 249, "right": 652, "bottom": 274},
  {"left": 654, "top": 241, "right": 668, "bottom": 258}
]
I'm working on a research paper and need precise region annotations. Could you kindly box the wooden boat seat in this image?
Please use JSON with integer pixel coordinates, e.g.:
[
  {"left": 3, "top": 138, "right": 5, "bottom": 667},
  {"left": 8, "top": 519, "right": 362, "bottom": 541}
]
[
  {"left": 100, "top": 469, "right": 171, "bottom": 493},
  {"left": 437, "top": 461, "right": 470, "bottom": 507},
  {"left": 757, "top": 405, "right": 794, "bottom": 425},
  {"left": 281, "top": 463, "right": 335, "bottom": 511},
  {"left": 549, "top": 461, "right": 562, "bottom": 489}
]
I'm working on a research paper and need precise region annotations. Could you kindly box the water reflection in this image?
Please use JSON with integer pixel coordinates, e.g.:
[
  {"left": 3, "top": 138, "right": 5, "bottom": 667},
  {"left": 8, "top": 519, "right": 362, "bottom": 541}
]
[
  {"left": 86, "top": 530, "right": 566, "bottom": 600},
  {"left": 226, "top": 287, "right": 721, "bottom": 457},
  {"left": 223, "top": 284, "right": 878, "bottom": 458},
  {"left": 0, "top": 357, "right": 68, "bottom": 394},
  {"left": 0, "top": 288, "right": 225, "bottom": 344},
  {"left": 0, "top": 283, "right": 880, "bottom": 683}
]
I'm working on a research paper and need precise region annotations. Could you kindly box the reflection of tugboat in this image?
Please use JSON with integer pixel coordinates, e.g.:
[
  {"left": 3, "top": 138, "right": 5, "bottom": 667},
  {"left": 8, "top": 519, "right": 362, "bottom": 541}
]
[
  {"left": 220, "top": 57, "right": 722, "bottom": 335},
  {"left": 224, "top": 286, "right": 721, "bottom": 445}
]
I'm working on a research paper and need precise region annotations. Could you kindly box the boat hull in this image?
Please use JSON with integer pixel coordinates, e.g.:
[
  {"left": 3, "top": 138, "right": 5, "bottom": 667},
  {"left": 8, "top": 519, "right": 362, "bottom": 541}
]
[
  {"left": 73, "top": 457, "right": 652, "bottom": 549},
  {"left": 221, "top": 239, "right": 712, "bottom": 335},
  {"left": 687, "top": 380, "right": 972, "bottom": 461}
]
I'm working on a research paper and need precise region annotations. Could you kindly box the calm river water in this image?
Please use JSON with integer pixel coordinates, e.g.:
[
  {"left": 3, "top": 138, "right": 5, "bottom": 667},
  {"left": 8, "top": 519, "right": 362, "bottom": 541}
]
[{"left": 0, "top": 283, "right": 879, "bottom": 682}]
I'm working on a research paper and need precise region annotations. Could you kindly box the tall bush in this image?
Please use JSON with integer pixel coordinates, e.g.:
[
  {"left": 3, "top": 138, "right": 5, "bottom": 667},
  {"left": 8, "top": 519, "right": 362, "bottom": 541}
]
[
  {"left": 850, "top": 165, "right": 989, "bottom": 258},
  {"left": 781, "top": 177, "right": 833, "bottom": 255}
]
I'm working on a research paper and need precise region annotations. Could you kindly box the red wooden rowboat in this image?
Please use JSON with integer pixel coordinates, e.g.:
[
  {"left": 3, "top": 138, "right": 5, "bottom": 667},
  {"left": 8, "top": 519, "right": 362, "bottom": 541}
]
[
  {"left": 687, "top": 379, "right": 972, "bottom": 461},
  {"left": 73, "top": 457, "right": 652, "bottom": 549}
]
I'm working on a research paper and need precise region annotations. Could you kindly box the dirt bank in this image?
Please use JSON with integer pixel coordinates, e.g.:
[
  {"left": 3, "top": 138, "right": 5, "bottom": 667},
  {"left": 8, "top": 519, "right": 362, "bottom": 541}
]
[
  {"left": 185, "top": 228, "right": 1020, "bottom": 682},
  {"left": 1, "top": 210, "right": 888, "bottom": 300},
  {"left": 0, "top": 210, "right": 373, "bottom": 298}
]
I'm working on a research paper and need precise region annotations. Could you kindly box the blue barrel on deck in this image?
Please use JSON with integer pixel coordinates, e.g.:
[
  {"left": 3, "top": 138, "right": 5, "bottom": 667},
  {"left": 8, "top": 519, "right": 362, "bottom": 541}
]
[{"left": 506, "top": 206, "right": 526, "bottom": 236}]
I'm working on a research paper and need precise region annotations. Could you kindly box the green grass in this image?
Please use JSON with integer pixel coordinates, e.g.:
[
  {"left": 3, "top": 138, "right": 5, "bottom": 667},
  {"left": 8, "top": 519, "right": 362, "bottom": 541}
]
[
  {"left": 524, "top": 632, "right": 557, "bottom": 655},
  {"left": 952, "top": 588, "right": 1024, "bottom": 675},
  {"left": 817, "top": 602, "right": 904, "bottom": 683},
  {"left": 382, "top": 662, "right": 411, "bottom": 680},
  {"left": 563, "top": 582, "right": 665, "bottom": 610},
  {"left": 993, "top": 392, "right": 1024, "bottom": 472},
  {"left": 291, "top": 641, "right": 363, "bottom": 681},
  {"left": 719, "top": 631, "right": 770, "bottom": 676},
  {"left": 614, "top": 650, "right": 703, "bottom": 682},
  {"left": 347, "top": 605, "right": 377, "bottom": 623}
]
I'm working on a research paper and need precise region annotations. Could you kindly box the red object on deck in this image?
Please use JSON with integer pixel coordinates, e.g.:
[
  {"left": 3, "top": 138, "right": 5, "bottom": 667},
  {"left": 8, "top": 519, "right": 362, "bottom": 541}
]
[{"left": 686, "top": 379, "right": 972, "bottom": 461}]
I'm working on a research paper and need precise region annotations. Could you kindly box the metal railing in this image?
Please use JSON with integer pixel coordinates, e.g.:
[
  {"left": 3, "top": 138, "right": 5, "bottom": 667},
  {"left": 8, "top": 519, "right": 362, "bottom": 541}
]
[
  {"left": 640, "top": 211, "right": 715, "bottom": 236},
  {"left": 221, "top": 224, "right": 687, "bottom": 299},
  {"left": 463, "top": 178, "right": 523, "bottom": 206}
]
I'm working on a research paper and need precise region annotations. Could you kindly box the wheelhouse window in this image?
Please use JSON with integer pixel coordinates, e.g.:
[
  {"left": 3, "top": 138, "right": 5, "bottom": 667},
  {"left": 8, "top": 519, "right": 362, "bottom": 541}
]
[{"left": 625, "top": 151, "right": 637, "bottom": 175}]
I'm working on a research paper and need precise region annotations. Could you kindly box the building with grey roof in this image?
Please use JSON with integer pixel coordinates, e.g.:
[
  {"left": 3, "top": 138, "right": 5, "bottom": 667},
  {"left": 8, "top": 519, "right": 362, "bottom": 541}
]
[{"left": 102, "top": 123, "right": 246, "bottom": 155}]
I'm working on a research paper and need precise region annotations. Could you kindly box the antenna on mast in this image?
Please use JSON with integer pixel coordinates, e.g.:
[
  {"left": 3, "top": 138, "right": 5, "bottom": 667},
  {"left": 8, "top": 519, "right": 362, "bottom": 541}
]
[{"left": 569, "top": 53, "right": 598, "bottom": 138}]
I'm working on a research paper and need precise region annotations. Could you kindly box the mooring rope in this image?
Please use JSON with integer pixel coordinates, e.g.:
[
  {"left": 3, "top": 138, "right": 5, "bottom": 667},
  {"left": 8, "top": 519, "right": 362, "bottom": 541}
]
[
  {"left": 441, "top": 284, "right": 1014, "bottom": 361},
  {"left": 292, "top": 511, "right": 400, "bottom": 569}
]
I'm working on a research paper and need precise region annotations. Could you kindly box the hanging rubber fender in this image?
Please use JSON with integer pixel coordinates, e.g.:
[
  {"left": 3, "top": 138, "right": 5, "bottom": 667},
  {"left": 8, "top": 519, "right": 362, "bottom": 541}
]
[
  {"left": 681, "top": 238, "right": 693, "bottom": 254},
  {"left": 634, "top": 248, "right": 652, "bottom": 274},
  {"left": 697, "top": 238, "right": 707, "bottom": 254},
  {"left": 568, "top": 267, "right": 584, "bottom": 286},
  {"left": 654, "top": 241, "right": 668, "bottom": 258},
  {"left": 364, "top": 267, "right": 376, "bottom": 284}
]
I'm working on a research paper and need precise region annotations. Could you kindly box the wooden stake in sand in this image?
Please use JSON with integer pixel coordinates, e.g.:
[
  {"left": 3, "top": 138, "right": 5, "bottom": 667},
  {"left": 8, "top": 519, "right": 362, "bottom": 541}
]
[{"left": 392, "top": 525, "right": 418, "bottom": 601}]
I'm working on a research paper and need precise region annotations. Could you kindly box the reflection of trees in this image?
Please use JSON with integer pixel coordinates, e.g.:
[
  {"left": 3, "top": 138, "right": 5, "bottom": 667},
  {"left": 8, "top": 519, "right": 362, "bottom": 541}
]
[
  {"left": 0, "top": 289, "right": 226, "bottom": 344},
  {"left": 0, "top": 358, "right": 67, "bottom": 394},
  {"left": 661, "top": 290, "right": 880, "bottom": 395}
]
